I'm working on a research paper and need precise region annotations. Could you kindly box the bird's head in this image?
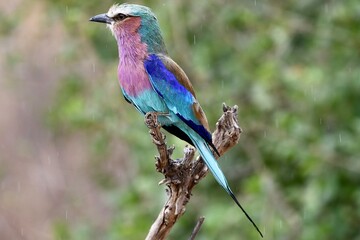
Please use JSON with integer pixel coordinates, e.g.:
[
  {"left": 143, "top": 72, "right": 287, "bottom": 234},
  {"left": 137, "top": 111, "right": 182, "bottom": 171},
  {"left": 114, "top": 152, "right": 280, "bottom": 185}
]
[{"left": 90, "top": 3, "right": 167, "bottom": 54}]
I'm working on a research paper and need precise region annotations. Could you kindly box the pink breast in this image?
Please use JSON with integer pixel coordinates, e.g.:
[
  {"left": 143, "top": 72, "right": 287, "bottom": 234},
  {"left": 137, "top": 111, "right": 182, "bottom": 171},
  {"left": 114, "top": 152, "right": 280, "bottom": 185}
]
[
  {"left": 114, "top": 18, "right": 152, "bottom": 97},
  {"left": 118, "top": 62, "right": 152, "bottom": 97}
]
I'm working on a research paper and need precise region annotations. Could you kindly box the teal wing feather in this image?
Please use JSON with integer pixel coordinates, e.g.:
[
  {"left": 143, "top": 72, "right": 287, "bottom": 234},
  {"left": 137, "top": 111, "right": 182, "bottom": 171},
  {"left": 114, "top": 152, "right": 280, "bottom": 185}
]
[{"left": 144, "top": 53, "right": 214, "bottom": 148}]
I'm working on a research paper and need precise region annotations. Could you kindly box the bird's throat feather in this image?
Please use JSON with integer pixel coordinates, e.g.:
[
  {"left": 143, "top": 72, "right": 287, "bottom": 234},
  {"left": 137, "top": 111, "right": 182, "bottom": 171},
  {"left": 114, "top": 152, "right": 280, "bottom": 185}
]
[{"left": 114, "top": 18, "right": 152, "bottom": 97}]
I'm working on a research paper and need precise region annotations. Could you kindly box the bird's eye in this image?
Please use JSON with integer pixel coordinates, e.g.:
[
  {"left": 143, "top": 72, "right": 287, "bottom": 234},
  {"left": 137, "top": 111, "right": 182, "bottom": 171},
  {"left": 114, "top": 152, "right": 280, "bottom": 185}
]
[{"left": 113, "top": 13, "right": 128, "bottom": 21}]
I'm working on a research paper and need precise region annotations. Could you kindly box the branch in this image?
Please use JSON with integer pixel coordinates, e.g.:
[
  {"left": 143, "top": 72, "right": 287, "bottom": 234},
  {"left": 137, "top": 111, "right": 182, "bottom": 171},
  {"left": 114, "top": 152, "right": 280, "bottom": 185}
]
[
  {"left": 188, "top": 216, "right": 205, "bottom": 240},
  {"left": 144, "top": 103, "right": 242, "bottom": 240}
]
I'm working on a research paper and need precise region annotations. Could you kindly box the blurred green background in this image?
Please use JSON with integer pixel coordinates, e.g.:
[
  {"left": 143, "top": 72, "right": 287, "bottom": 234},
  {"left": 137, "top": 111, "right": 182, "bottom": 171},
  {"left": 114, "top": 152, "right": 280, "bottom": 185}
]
[{"left": 1, "top": 0, "right": 359, "bottom": 239}]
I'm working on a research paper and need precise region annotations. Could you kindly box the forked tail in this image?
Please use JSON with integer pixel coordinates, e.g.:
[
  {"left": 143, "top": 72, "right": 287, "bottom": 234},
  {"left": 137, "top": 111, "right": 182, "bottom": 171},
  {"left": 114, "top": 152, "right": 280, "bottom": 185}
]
[{"left": 190, "top": 134, "right": 263, "bottom": 238}]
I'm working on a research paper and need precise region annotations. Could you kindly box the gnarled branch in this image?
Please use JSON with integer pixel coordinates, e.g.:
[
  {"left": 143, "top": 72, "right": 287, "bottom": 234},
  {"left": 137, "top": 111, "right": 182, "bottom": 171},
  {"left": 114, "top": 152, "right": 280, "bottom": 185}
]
[{"left": 144, "top": 104, "right": 242, "bottom": 240}]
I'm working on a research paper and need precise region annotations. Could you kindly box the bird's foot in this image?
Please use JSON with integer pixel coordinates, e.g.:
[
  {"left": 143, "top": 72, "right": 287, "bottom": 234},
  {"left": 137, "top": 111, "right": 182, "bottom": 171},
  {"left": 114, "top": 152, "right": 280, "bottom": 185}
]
[{"left": 145, "top": 111, "right": 170, "bottom": 128}]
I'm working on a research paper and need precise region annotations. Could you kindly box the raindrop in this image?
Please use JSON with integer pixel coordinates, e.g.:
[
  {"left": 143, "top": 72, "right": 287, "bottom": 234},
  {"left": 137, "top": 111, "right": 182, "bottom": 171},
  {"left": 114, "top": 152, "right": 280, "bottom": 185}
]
[
  {"left": 279, "top": 220, "right": 282, "bottom": 229},
  {"left": 193, "top": 35, "right": 196, "bottom": 45},
  {"left": 254, "top": 0, "right": 257, "bottom": 6},
  {"left": 319, "top": 118, "right": 322, "bottom": 125},
  {"left": 66, "top": 209, "right": 68, "bottom": 220},
  {"left": 263, "top": 131, "right": 267, "bottom": 138},
  {"left": 92, "top": 63, "right": 96, "bottom": 73},
  {"left": 338, "top": 133, "right": 342, "bottom": 143}
]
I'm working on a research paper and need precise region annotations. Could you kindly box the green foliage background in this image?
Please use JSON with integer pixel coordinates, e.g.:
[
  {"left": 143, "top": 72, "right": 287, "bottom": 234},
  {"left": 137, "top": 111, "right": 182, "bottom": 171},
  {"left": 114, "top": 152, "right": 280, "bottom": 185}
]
[{"left": 1, "top": 0, "right": 359, "bottom": 239}]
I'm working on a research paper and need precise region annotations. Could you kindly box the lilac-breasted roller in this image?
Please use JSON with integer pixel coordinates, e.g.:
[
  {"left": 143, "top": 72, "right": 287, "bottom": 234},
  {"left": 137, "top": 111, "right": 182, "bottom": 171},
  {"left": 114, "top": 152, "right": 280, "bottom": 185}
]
[{"left": 90, "top": 4, "right": 262, "bottom": 237}]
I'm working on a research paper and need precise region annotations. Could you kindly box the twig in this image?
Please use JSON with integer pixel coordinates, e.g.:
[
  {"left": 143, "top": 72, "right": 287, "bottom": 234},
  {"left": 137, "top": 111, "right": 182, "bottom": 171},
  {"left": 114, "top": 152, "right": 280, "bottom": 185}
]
[
  {"left": 144, "top": 103, "right": 242, "bottom": 240},
  {"left": 188, "top": 216, "right": 205, "bottom": 240}
]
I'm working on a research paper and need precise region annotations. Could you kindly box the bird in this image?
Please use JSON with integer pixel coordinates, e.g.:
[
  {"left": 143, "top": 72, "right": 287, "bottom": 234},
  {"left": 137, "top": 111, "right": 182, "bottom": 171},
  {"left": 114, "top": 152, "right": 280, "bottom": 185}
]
[{"left": 90, "top": 4, "right": 262, "bottom": 237}]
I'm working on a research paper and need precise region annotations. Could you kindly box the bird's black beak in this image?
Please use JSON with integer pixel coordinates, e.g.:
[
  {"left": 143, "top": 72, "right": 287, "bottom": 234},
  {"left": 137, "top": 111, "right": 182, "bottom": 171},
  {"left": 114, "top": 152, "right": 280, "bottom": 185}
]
[{"left": 89, "top": 13, "right": 112, "bottom": 24}]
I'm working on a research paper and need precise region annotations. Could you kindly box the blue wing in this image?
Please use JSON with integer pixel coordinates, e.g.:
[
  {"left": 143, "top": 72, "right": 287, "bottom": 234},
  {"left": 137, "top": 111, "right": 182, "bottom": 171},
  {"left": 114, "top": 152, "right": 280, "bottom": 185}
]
[{"left": 144, "top": 54, "right": 212, "bottom": 145}]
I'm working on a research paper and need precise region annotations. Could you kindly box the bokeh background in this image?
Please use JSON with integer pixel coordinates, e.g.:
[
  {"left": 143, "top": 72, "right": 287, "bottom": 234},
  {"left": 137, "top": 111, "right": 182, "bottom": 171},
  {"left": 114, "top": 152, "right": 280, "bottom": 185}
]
[{"left": 1, "top": 0, "right": 359, "bottom": 239}]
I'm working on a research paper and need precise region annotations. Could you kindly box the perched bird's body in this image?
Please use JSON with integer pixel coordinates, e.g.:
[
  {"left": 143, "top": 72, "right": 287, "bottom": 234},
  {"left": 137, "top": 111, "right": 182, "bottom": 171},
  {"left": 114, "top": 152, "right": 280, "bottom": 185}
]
[{"left": 90, "top": 4, "right": 262, "bottom": 237}]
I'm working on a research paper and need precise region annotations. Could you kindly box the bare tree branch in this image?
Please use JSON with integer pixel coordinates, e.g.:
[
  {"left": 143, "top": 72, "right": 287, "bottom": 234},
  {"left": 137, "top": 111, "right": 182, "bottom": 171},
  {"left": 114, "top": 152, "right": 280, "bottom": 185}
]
[
  {"left": 145, "top": 104, "right": 242, "bottom": 240},
  {"left": 188, "top": 216, "right": 205, "bottom": 240}
]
